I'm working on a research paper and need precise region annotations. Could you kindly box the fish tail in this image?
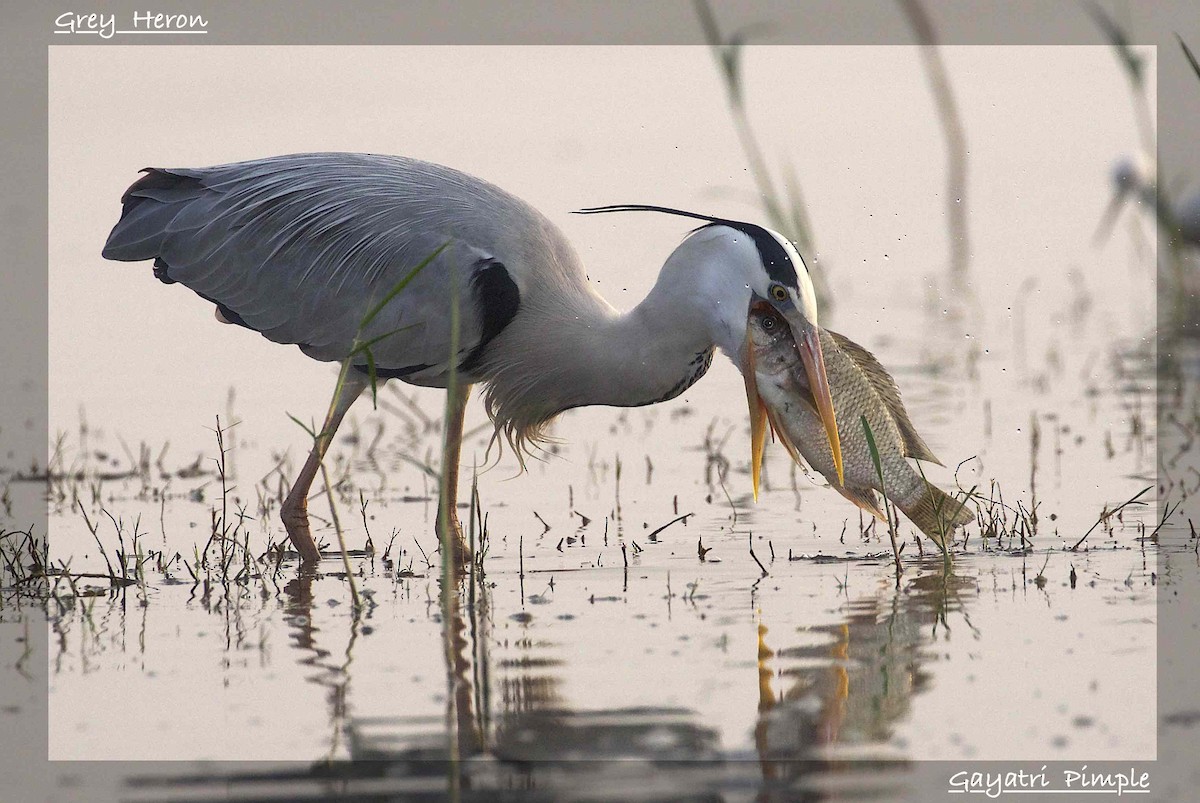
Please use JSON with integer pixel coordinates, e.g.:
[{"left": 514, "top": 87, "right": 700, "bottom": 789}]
[{"left": 898, "top": 483, "right": 974, "bottom": 546}]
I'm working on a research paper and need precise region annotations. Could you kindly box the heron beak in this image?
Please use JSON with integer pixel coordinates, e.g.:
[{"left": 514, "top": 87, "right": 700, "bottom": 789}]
[
  {"left": 743, "top": 329, "right": 768, "bottom": 501},
  {"left": 782, "top": 310, "right": 844, "bottom": 487}
]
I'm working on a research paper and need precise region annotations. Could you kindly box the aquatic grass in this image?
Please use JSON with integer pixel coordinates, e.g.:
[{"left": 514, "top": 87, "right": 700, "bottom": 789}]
[
  {"left": 748, "top": 531, "right": 768, "bottom": 577},
  {"left": 1033, "top": 552, "right": 1051, "bottom": 589},
  {"left": 944, "top": 456, "right": 1056, "bottom": 555},
  {"left": 83, "top": 423, "right": 286, "bottom": 602},
  {"left": 356, "top": 242, "right": 449, "bottom": 407},
  {"left": 861, "top": 415, "right": 903, "bottom": 579},
  {"left": 701, "top": 418, "right": 733, "bottom": 488},
  {"left": 1179, "top": 34, "right": 1200, "bottom": 82},
  {"left": 319, "top": 457, "right": 356, "bottom": 608},
  {"left": 913, "top": 457, "right": 971, "bottom": 565},
  {"left": 1070, "top": 485, "right": 1153, "bottom": 551},
  {"left": 1, "top": 525, "right": 52, "bottom": 604},
  {"left": 646, "top": 513, "right": 693, "bottom": 542},
  {"left": 468, "top": 465, "right": 479, "bottom": 607}
]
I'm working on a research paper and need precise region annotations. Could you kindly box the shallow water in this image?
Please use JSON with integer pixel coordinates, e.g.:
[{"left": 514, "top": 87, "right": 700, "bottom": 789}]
[{"left": 41, "top": 295, "right": 1159, "bottom": 774}]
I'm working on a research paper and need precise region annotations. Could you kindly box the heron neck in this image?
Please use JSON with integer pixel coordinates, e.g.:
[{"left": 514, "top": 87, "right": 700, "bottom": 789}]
[
  {"left": 480, "top": 268, "right": 725, "bottom": 450},
  {"left": 572, "top": 291, "right": 717, "bottom": 408}
]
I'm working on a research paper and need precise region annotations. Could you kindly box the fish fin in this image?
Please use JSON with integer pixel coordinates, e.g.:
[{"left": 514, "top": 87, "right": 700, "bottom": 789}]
[
  {"left": 765, "top": 406, "right": 804, "bottom": 467},
  {"left": 827, "top": 330, "right": 943, "bottom": 465},
  {"left": 835, "top": 485, "right": 886, "bottom": 521},
  {"left": 896, "top": 482, "right": 974, "bottom": 546}
]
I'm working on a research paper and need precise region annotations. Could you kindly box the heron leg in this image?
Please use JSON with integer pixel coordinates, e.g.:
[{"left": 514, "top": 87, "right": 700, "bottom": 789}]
[
  {"left": 437, "top": 383, "right": 473, "bottom": 569},
  {"left": 281, "top": 372, "right": 369, "bottom": 564}
]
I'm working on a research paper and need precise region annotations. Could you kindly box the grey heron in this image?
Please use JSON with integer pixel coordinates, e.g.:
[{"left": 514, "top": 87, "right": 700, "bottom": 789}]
[
  {"left": 102, "top": 152, "right": 843, "bottom": 566},
  {"left": 1098, "top": 155, "right": 1200, "bottom": 247}
]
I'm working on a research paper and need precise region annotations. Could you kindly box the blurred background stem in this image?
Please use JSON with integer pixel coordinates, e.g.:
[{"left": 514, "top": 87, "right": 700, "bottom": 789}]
[
  {"left": 695, "top": 0, "right": 829, "bottom": 312},
  {"left": 898, "top": 0, "right": 972, "bottom": 294}
]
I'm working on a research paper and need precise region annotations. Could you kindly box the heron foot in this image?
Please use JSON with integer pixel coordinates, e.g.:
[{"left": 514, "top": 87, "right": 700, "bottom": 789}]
[
  {"left": 436, "top": 514, "right": 473, "bottom": 573},
  {"left": 281, "top": 499, "right": 322, "bottom": 564}
]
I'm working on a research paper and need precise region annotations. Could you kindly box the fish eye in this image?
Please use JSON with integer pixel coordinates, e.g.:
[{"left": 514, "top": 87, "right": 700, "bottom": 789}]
[
  {"left": 769, "top": 284, "right": 788, "bottom": 302},
  {"left": 761, "top": 315, "right": 777, "bottom": 332}
]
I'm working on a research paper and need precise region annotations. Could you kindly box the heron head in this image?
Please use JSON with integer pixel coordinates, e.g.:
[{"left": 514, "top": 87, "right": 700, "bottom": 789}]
[
  {"left": 723, "top": 222, "right": 843, "bottom": 498},
  {"left": 1097, "top": 154, "right": 1157, "bottom": 245},
  {"left": 574, "top": 204, "right": 843, "bottom": 500}
]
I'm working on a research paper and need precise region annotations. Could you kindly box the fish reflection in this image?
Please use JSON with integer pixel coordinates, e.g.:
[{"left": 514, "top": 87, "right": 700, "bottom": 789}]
[{"left": 754, "top": 563, "right": 978, "bottom": 778}]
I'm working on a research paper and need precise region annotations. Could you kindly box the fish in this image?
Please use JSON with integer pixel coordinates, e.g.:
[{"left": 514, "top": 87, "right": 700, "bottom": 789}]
[{"left": 746, "top": 303, "right": 972, "bottom": 545}]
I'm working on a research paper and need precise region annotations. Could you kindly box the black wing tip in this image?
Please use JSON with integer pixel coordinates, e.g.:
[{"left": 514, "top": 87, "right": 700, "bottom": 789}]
[{"left": 100, "top": 229, "right": 142, "bottom": 261}]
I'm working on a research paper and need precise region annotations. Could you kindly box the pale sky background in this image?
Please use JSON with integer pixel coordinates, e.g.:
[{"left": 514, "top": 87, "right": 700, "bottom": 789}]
[{"left": 50, "top": 46, "right": 1153, "bottom": 458}]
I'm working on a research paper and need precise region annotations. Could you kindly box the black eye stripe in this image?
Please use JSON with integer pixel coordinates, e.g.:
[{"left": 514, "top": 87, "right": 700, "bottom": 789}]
[{"left": 712, "top": 223, "right": 801, "bottom": 288}]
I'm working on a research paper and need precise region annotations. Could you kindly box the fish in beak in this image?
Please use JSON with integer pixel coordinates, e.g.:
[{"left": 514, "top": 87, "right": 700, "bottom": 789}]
[
  {"left": 744, "top": 304, "right": 845, "bottom": 499},
  {"left": 746, "top": 305, "right": 975, "bottom": 541}
]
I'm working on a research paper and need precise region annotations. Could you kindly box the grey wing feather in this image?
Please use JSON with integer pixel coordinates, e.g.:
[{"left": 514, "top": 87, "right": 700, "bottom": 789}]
[
  {"left": 102, "top": 153, "right": 579, "bottom": 384},
  {"left": 828, "top": 330, "right": 943, "bottom": 465}
]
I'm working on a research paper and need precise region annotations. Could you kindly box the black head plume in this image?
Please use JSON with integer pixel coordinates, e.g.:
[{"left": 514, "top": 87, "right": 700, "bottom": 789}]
[{"left": 573, "top": 204, "right": 805, "bottom": 284}]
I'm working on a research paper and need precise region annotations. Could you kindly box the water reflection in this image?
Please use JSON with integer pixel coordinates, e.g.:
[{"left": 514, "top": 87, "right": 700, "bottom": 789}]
[
  {"left": 315, "top": 573, "right": 488, "bottom": 766},
  {"left": 442, "top": 576, "right": 484, "bottom": 761},
  {"left": 120, "top": 562, "right": 971, "bottom": 800},
  {"left": 328, "top": 559, "right": 977, "bottom": 789},
  {"left": 755, "top": 563, "right": 976, "bottom": 774},
  {"left": 281, "top": 568, "right": 358, "bottom": 760}
]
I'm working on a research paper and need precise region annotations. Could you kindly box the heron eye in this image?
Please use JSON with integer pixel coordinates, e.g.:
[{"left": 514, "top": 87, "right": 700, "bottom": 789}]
[{"left": 770, "top": 285, "right": 788, "bottom": 302}]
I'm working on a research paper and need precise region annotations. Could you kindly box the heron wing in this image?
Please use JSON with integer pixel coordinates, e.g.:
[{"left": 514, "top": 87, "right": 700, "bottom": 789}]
[{"left": 103, "top": 152, "right": 578, "bottom": 385}]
